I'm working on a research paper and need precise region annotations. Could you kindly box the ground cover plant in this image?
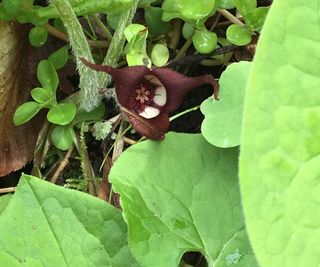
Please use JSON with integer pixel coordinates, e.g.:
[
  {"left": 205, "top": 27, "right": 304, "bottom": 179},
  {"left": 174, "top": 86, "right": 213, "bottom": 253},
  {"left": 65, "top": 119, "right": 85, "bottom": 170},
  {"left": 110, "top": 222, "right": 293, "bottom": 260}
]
[{"left": 0, "top": 0, "right": 318, "bottom": 266}]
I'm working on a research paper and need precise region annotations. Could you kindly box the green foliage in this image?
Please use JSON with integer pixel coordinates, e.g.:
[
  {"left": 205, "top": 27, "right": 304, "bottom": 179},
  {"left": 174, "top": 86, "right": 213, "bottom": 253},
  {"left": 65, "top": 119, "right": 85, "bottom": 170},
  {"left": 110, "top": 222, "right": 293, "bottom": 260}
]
[
  {"left": 201, "top": 61, "right": 251, "bottom": 148},
  {"left": 0, "top": 174, "right": 138, "bottom": 266},
  {"left": 31, "top": 87, "right": 51, "bottom": 103},
  {"left": 218, "top": 0, "right": 236, "bottom": 9},
  {"left": 13, "top": 101, "right": 41, "bottom": 125},
  {"left": 47, "top": 102, "right": 77, "bottom": 125},
  {"left": 150, "top": 44, "right": 169, "bottom": 67},
  {"left": 110, "top": 133, "right": 257, "bottom": 267},
  {"left": 72, "top": 103, "right": 105, "bottom": 126},
  {"left": 28, "top": 25, "right": 48, "bottom": 47},
  {"left": 0, "top": 0, "right": 132, "bottom": 26},
  {"left": 192, "top": 28, "right": 217, "bottom": 54},
  {"left": 0, "top": 195, "right": 12, "bottom": 216},
  {"left": 48, "top": 45, "right": 69, "bottom": 70},
  {"left": 124, "top": 23, "right": 151, "bottom": 67},
  {"left": 50, "top": 125, "right": 75, "bottom": 150},
  {"left": 182, "top": 22, "right": 194, "bottom": 39},
  {"left": 92, "top": 121, "right": 112, "bottom": 140},
  {"left": 144, "top": 6, "right": 171, "bottom": 36},
  {"left": 239, "top": 1, "right": 320, "bottom": 267},
  {"left": 226, "top": 24, "right": 252, "bottom": 46},
  {"left": 37, "top": 59, "right": 59, "bottom": 94},
  {"left": 162, "top": 0, "right": 216, "bottom": 25}
]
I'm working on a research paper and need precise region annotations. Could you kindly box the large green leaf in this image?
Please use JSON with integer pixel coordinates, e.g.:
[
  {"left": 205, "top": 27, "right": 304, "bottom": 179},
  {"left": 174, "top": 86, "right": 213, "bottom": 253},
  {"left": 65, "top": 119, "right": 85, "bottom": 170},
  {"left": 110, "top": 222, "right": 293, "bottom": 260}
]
[
  {"left": 239, "top": 1, "right": 320, "bottom": 267},
  {"left": 0, "top": 174, "right": 138, "bottom": 267},
  {"left": 110, "top": 133, "right": 257, "bottom": 267},
  {"left": 201, "top": 61, "right": 251, "bottom": 148},
  {"left": 0, "top": 194, "right": 12, "bottom": 215}
]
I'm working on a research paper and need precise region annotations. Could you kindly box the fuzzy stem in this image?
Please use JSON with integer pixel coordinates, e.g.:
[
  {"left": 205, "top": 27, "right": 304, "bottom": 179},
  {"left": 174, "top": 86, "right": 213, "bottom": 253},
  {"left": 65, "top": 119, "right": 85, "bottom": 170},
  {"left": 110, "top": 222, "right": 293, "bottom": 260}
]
[
  {"left": 50, "top": 0, "right": 102, "bottom": 111},
  {"left": 98, "top": 0, "right": 139, "bottom": 87}
]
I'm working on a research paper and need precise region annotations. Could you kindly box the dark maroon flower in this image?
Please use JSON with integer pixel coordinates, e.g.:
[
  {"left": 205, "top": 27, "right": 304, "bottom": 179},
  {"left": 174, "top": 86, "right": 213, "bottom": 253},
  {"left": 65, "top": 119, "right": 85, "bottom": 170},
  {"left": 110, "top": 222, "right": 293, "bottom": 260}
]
[{"left": 81, "top": 58, "right": 218, "bottom": 140}]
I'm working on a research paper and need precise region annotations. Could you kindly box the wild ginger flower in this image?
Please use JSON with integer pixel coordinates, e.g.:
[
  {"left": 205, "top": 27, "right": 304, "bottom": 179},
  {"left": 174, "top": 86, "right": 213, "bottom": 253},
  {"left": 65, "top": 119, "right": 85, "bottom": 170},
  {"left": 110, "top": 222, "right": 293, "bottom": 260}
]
[{"left": 81, "top": 58, "right": 218, "bottom": 140}]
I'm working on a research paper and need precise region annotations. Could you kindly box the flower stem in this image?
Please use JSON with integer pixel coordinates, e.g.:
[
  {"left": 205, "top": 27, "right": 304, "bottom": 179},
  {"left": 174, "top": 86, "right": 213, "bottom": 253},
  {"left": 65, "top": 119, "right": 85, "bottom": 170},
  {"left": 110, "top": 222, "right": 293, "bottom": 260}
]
[
  {"left": 218, "top": 9, "right": 245, "bottom": 26},
  {"left": 169, "top": 105, "right": 201, "bottom": 121},
  {"left": 174, "top": 36, "right": 193, "bottom": 61},
  {"left": 91, "top": 14, "right": 113, "bottom": 42}
]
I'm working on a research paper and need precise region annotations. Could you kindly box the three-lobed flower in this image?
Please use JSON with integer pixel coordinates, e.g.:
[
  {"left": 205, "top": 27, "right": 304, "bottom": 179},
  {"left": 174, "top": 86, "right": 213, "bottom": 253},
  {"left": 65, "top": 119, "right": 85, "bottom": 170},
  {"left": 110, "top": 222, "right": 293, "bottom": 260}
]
[{"left": 81, "top": 58, "right": 218, "bottom": 140}]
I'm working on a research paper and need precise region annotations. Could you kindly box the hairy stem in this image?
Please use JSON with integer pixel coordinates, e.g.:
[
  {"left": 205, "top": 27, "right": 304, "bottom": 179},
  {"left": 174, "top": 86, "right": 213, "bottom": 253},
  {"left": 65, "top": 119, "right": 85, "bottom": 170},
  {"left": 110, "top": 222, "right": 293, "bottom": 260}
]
[
  {"left": 98, "top": 0, "right": 139, "bottom": 87},
  {"left": 50, "top": 0, "right": 102, "bottom": 111}
]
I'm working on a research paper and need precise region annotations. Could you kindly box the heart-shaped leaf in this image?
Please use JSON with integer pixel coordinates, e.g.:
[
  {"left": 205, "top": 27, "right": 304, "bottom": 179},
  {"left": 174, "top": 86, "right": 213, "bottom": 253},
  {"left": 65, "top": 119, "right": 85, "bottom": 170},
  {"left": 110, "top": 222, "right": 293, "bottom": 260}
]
[
  {"left": 110, "top": 133, "right": 258, "bottom": 267},
  {"left": 201, "top": 61, "right": 251, "bottom": 147}
]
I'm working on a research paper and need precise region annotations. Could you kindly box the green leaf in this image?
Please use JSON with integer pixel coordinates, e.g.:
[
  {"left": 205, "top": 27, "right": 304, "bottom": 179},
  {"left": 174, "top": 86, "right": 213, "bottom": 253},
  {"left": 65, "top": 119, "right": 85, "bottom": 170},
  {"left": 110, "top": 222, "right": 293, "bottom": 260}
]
[
  {"left": 110, "top": 133, "right": 258, "bottom": 267},
  {"left": 50, "top": 125, "right": 74, "bottom": 150},
  {"left": 218, "top": 0, "right": 236, "bottom": 9},
  {"left": 144, "top": 7, "right": 171, "bottom": 36},
  {"left": 0, "top": 194, "right": 12, "bottom": 216},
  {"left": 162, "top": 0, "right": 216, "bottom": 23},
  {"left": 244, "top": 7, "right": 269, "bottom": 31},
  {"left": 151, "top": 44, "right": 169, "bottom": 67},
  {"left": 201, "top": 61, "right": 251, "bottom": 148},
  {"left": 226, "top": 24, "right": 252, "bottom": 46},
  {"left": 13, "top": 101, "right": 41, "bottom": 125},
  {"left": 48, "top": 45, "right": 69, "bottom": 70},
  {"left": 47, "top": 102, "right": 76, "bottom": 125},
  {"left": 72, "top": 103, "right": 105, "bottom": 126},
  {"left": 239, "top": 1, "right": 320, "bottom": 267},
  {"left": 235, "top": 0, "right": 256, "bottom": 15},
  {"left": 3, "top": 0, "right": 21, "bottom": 16},
  {"left": 192, "top": 28, "right": 217, "bottom": 54},
  {"left": 37, "top": 60, "right": 59, "bottom": 93},
  {"left": 31, "top": 87, "right": 51, "bottom": 103},
  {"left": 0, "top": 174, "right": 138, "bottom": 266},
  {"left": 106, "top": 11, "right": 122, "bottom": 30},
  {"left": 124, "top": 23, "right": 146, "bottom": 43},
  {"left": 182, "top": 22, "right": 194, "bottom": 39},
  {"left": 28, "top": 25, "right": 48, "bottom": 47}
]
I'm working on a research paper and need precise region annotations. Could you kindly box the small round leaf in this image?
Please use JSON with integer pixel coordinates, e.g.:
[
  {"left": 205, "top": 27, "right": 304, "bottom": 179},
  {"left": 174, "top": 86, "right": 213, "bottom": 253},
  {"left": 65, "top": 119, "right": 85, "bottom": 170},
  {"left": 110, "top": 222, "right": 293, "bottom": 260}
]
[
  {"left": 37, "top": 60, "right": 59, "bottom": 93},
  {"left": 50, "top": 125, "right": 74, "bottom": 151},
  {"left": 182, "top": 22, "right": 194, "bottom": 39},
  {"left": 29, "top": 25, "right": 48, "bottom": 47},
  {"left": 13, "top": 101, "right": 41, "bottom": 125},
  {"left": 31, "top": 87, "right": 51, "bottom": 103},
  {"left": 47, "top": 102, "right": 76, "bottom": 125},
  {"left": 151, "top": 44, "right": 169, "bottom": 67},
  {"left": 226, "top": 24, "right": 252, "bottom": 46},
  {"left": 192, "top": 28, "right": 217, "bottom": 54}
]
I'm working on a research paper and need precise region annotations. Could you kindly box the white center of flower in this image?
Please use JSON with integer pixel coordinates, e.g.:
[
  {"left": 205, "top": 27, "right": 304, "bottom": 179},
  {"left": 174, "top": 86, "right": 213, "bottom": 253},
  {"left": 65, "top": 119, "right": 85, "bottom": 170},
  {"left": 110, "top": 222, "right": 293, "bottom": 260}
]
[
  {"left": 139, "top": 106, "right": 160, "bottom": 119},
  {"left": 144, "top": 75, "right": 167, "bottom": 107}
]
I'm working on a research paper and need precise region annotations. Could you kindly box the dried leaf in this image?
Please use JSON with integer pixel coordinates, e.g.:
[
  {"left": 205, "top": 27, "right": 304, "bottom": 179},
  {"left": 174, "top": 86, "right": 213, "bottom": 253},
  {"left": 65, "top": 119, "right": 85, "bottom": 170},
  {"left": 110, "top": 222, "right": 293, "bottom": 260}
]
[{"left": 0, "top": 21, "right": 42, "bottom": 176}]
